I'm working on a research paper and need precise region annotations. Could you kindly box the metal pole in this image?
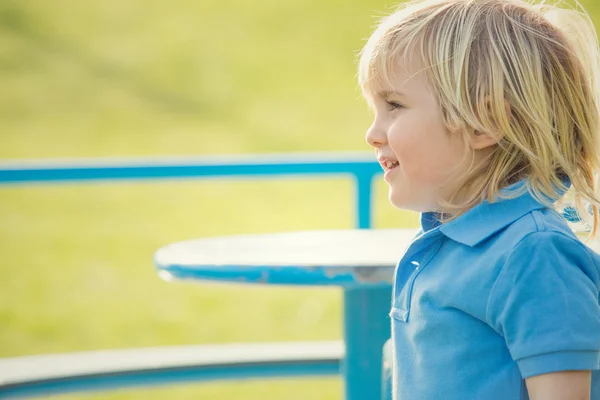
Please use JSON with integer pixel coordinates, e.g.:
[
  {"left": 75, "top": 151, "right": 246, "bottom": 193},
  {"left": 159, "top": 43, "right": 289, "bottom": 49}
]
[
  {"left": 342, "top": 286, "right": 392, "bottom": 400},
  {"left": 353, "top": 172, "right": 375, "bottom": 229}
]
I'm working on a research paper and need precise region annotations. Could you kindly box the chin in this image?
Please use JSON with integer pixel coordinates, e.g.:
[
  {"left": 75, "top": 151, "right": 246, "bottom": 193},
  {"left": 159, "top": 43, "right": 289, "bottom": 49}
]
[
  {"left": 389, "top": 191, "right": 432, "bottom": 212},
  {"left": 389, "top": 194, "right": 418, "bottom": 212}
]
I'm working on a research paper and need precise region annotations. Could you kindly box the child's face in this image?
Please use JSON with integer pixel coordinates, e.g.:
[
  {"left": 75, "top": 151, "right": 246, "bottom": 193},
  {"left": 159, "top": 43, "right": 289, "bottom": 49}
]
[{"left": 365, "top": 59, "right": 471, "bottom": 212}]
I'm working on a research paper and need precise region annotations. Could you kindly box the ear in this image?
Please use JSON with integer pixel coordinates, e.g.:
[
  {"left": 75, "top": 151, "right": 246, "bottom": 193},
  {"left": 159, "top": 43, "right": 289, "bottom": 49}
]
[
  {"left": 469, "top": 130, "right": 501, "bottom": 150},
  {"left": 469, "top": 98, "right": 510, "bottom": 150}
]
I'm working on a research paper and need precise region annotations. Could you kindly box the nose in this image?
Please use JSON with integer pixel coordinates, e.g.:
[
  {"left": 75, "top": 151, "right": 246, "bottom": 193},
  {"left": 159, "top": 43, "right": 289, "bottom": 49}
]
[{"left": 365, "top": 120, "right": 387, "bottom": 149}]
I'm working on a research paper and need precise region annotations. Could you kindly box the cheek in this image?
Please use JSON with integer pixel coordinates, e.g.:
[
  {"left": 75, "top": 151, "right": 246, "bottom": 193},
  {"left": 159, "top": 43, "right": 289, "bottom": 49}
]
[
  {"left": 389, "top": 128, "right": 440, "bottom": 178},
  {"left": 391, "top": 135, "right": 423, "bottom": 176},
  {"left": 390, "top": 124, "right": 462, "bottom": 183}
]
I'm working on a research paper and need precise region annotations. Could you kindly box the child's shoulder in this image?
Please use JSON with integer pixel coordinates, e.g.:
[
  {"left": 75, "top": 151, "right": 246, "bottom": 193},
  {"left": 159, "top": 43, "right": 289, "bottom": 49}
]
[
  {"left": 484, "top": 210, "right": 600, "bottom": 382},
  {"left": 506, "top": 206, "right": 587, "bottom": 247},
  {"left": 496, "top": 207, "right": 600, "bottom": 279}
]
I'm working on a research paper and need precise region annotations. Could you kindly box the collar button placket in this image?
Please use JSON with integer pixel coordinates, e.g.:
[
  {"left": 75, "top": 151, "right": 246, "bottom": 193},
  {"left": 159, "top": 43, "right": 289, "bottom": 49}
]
[{"left": 395, "top": 232, "right": 441, "bottom": 290}]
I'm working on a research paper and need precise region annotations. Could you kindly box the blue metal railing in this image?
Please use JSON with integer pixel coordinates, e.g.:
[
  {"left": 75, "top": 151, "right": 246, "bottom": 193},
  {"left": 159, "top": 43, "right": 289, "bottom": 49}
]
[
  {"left": 0, "top": 152, "right": 385, "bottom": 398},
  {"left": 0, "top": 153, "right": 382, "bottom": 229},
  {"left": 0, "top": 342, "right": 343, "bottom": 398}
]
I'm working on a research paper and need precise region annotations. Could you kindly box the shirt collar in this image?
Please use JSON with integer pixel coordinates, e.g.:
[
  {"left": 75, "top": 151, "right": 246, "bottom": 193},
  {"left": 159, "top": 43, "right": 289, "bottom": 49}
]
[{"left": 420, "top": 179, "right": 568, "bottom": 247}]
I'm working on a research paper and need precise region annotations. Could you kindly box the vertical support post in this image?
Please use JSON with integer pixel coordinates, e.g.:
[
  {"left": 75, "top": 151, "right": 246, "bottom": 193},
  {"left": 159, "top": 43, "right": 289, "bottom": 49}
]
[
  {"left": 382, "top": 338, "right": 393, "bottom": 400},
  {"left": 354, "top": 172, "right": 375, "bottom": 229},
  {"left": 342, "top": 285, "right": 392, "bottom": 400}
]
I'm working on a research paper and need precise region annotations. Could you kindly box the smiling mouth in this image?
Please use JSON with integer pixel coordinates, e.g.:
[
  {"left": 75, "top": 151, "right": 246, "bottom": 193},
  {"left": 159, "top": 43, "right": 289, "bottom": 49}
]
[{"left": 380, "top": 159, "right": 400, "bottom": 172}]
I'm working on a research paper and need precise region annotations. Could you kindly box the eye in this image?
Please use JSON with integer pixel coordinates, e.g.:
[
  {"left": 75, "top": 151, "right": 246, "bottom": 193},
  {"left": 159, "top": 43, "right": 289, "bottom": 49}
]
[{"left": 386, "top": 101, "right": 404, "bottom": 111}]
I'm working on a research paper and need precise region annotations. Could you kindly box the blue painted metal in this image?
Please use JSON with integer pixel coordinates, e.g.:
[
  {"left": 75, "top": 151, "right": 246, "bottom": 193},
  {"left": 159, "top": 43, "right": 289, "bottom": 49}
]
[
  {"left": 0, "top": 153, "right": 394, "bottom": 399},
  {"left": 0, "top": 153, "right": 382, "bottom": 231},
  {"left": 382, "top": 339, "right": 393, "bottom": 400},
  {"left": 343, "top": 286, "right": 392, "bottom": 400},
  {"left": 0, "top": 153, "right": 381, "bottom": 185},
  {"left": 158, "top": 264, "right": 394, "bottom": 288},
  {"left": 0, "top": 153, "right": 382, "bottom": 232},
  {"left": 354, "top": 171, "right": 375, "bottom": 229},
  {"left": 0, "top": 359, "right": 340, "bottom": 399}
]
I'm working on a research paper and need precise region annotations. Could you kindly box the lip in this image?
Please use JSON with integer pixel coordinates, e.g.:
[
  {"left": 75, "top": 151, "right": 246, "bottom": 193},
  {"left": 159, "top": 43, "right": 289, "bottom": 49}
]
[
  {"left": 383, "top": 164, "right": 399, "bottom": 182},
  {"left": 377, "top": 154, "right": 399, "bottom": 182},
  {"left": 377, "top": 156, "right": 398, "bottom": 170}
]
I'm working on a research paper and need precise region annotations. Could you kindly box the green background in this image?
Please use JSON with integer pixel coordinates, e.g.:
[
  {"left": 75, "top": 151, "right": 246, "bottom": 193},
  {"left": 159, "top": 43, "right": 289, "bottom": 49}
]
[{"left": 1, "top": 1, "right": 598, "bottom": 398}]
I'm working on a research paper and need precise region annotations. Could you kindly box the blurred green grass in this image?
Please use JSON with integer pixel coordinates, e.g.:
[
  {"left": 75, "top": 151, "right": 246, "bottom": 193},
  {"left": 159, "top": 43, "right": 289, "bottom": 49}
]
[{"left": 1, "top": 0, "right": 599, "bottom": 399}]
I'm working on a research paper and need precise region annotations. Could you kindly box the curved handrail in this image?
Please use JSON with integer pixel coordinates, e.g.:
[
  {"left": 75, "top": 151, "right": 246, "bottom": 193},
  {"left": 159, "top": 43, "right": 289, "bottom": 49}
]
[
  {"left": 0, "top": 152, "right": 381, "bottom": 228},
  {"left": 0, "top": 341, "right": 343, "bottom": 399}
]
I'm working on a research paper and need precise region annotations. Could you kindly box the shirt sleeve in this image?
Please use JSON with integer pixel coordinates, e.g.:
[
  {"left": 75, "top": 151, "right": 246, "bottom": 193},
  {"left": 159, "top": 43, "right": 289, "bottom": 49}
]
[{"left": 486, "top": 231, "right": 600, "bottom": 378}]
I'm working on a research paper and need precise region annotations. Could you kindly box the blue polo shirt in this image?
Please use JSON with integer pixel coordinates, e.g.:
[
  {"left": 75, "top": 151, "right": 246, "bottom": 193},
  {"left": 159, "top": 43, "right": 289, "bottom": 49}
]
[{"left": 391, "top": 183, "right": 600, "bottom": 400}]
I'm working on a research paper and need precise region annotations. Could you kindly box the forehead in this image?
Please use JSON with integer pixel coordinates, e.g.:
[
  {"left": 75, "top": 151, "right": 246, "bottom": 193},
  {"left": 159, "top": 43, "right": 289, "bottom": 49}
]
[{"left": 363, "top": 56, "right": 430, "bottom": 99}]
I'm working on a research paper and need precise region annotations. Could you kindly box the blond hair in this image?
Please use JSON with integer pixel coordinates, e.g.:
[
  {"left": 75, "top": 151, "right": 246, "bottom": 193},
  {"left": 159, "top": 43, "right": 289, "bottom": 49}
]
[{"left": 359, "top": 0, "right": 600, "bottom": 239}]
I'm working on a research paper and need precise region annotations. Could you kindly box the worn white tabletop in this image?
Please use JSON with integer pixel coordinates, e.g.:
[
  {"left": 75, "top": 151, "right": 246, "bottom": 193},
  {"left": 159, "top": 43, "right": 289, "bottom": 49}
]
[{"left": 155, "top": 229, "right": 416, "bottom": 287}]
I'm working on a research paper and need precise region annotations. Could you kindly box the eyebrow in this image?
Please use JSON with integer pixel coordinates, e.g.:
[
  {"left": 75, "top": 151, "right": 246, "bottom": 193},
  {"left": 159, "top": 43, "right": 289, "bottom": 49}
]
[{"left": 377, "top": 90, "right": 406, "bottom": 99}]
